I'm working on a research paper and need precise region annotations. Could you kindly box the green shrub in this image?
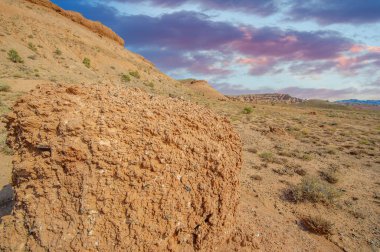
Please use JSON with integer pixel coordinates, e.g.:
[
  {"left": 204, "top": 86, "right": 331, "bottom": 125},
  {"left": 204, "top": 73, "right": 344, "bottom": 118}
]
[
  {"left": 8, "top": 49, "right": 24, "bottom": 63},
  {"left": 129, "top": 70, "right": 140, "bottom": 79},
  {"left": 301, "top": 215, "right": 333, "bottom": 235},
  {"left": 83, "top": 57, "right": 91, "bottom": 68},
  {"left": 242, "top": 107, "right": 253, "bottom": 114},
  {"left": 54, "top": 48, "right": 62, "bottom": 56},
  {"left": 121, "top": 74, "right": 131, "bottom": 83},
  {"left": 0, "top": 84, "right": 11, "bottom": 92},
  {"left": 144, "top": 82, "right": 154, "bottom": 88},
  {"left": 290, "top": 176, "right": 340, "bottom": 204},
  {"left": 28, "top": 42, "right": 37, "bottom": 52}
]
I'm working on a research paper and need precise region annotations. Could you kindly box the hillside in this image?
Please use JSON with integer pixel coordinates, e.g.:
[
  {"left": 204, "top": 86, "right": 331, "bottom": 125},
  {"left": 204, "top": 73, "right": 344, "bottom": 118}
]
[
  {"left": 1, "top": 0, "right": 380, "bottom": 251},
  {"left": 179, "top": 79, "right": 227, "bottom": 100},
  {"left": 0, "top": 0, "right": 198, "bottom": 99}
]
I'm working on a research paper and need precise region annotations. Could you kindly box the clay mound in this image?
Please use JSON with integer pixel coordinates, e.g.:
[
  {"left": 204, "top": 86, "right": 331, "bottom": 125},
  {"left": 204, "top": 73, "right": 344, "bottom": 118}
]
[
  {"left": 0, "top": 84, "right": 242, "bottom": 251},
  {"left": 179, "top": 79, "right": 227, "bottom": 101},
  {"left": 25, "top": 0, "right": 125, "bottom": 46}
]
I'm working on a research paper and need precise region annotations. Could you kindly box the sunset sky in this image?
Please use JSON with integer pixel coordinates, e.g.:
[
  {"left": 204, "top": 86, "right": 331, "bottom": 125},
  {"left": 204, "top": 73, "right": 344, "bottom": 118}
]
[{"left": 51, "top": 0, "right": 380, "bottom": 100}]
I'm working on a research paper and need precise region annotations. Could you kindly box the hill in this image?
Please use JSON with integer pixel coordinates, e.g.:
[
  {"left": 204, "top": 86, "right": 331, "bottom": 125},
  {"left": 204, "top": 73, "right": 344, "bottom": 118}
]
[{"left": 179, "top": 79, "right": 227, "bottom": 100}]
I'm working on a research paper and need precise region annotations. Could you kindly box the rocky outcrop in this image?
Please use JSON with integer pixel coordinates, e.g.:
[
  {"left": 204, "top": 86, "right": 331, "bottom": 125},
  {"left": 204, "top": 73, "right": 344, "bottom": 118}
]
[
  {"left": 25, "top": 0, "right": 125, "bottom": 46},
  {"left": 228, "top": 93, "right": 304, "bottom": 104},
  {"left": 0, "top": 84, "right": 241, "bottom": 251}
]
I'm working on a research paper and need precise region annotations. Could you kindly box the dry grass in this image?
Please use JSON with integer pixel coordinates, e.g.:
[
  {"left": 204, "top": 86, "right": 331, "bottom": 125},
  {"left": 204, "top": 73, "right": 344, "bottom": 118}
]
[
  {"left": 301, "top": 215, "right": 333, "bottom": 235},
  {"left": 290, "top": 176, "right": 340, "bottom": 204},
  {"left": 320, "top": 165, "right": 340, "bottom": 184},
  {"left": 0, "top": 84, "right": 11, "bottom": 92}
]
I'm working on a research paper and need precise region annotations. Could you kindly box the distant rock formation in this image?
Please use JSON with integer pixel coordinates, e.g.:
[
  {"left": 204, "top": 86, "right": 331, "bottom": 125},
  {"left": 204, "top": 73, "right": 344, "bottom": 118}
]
[
  {"left": 25, "top": 0, "right": 125, "bottom": 46},
  {"left": 228, "top": 93, "right": 304, "bottom": 104}
]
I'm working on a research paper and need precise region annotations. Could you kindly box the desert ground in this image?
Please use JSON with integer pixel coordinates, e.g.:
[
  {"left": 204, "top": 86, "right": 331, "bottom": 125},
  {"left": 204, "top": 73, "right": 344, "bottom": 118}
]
[{"left": 0, "top": 0, "right": 379, "bottom": 251}]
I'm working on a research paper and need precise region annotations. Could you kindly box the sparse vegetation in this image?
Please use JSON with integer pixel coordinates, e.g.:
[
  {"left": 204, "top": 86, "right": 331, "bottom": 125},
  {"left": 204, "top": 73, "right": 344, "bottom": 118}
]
[
  {"left": 0, "top": 133, "right": 12, "bottom": 155},
  {"left": 129, "top": 70, "right": 140, "bottom": 79},
  {"left": 121, "top": 74, "right": 131, "bottom": 83},
  {"left": 320, "top": 165, "right": 339, "bottom": 184},
  {"left": 290, "top": 176, "right": 340, "bottom": 204},
  {"left": 83, "top": 57, "right": 91, "bottom": 68},
  {"left": 8, "top": 49, "right": 23, "bottom": 63},
  {"left": 0, "top": 84, "right": 11, "bottom": 92},
  {"left": 301, "top": 215, "right": 333, "bottom": 235},
  {"left": 54, "top": 48, "right": 62, "bottom": 56},
  {"left": 243, "top": 107, "right": 253, "bottom": 114},
  {"left": 259, "top": 152, "right": 275, "bottom": 162},
  {"left": 28, "top": 42, "right": 37, "bottom": 52},
  {"left": 144, "top": 82, "right": 154, "bottom": 88}
]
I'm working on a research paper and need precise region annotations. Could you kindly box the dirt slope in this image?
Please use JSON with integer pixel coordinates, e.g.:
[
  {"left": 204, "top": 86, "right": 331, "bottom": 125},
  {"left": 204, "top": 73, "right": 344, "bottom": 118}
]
[
  {"left": 0, "top": 84, "right": 241, "bottom": 251},
  {"left": 25, "top": 0, "right": 124, "bottom": 46},
  {"left": 179, "top": 79, "right": 227, "bottom": 100}
]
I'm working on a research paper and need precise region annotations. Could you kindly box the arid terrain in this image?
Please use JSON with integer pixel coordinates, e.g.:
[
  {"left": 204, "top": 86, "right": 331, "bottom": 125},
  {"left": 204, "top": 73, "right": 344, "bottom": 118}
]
[{"left": 0, "top": 0, "right": 379, "bottom": 251}]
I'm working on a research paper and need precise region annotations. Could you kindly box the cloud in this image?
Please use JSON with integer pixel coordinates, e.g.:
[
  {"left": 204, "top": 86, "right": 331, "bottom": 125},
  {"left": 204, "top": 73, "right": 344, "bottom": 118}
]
[
  {"left": 288, "top": 0, "right": 380, "bottom": 25},
  {"left": 113, "top": 0, "right": 278, "bottom": 16},
  {"left": 114, "top": 11, "right": 242, "bottom": 51}
]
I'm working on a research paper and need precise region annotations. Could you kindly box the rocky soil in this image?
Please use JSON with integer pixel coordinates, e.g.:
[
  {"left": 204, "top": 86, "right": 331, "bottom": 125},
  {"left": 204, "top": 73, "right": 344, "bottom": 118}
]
[{"left": 0, "top": 84, "right": 241, "bottom": 251}]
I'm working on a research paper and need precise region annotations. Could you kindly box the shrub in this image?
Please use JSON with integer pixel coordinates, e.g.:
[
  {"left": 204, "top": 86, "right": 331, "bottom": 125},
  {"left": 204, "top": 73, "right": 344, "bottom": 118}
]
[
  {"left": 129, "top": 70, "right": 140, "bottom": 79},
  {"left": 243, "top": 107, "right": 253, "bottom": 114},
  {"left": 0, "top": 84, "right": 11, "bottom": 92},
  {"left": 83, "top": 57, "right": 91, "bottom": 68},
  {"left": 301, "top": 215, "right": 333, "bottom": 235},
  {"left": 144, "top": 82, "right": 154, "bottom": 88},
  {"left": 8, "top": 49, "right": 24, "bottom": 63},
  {"left": 54, "top": 48, "right": 62, "bottom": 56},
  {"left": 0, "top": 133, "right": 12, "bottom": 155},
  {"left": 121, "top": 74, "right": 131, "bottom": 83},
  {"left": 290, "top": 176, "right": 340, "bottom": 204},
  {"left": 320, "top": 165, "right": 339, "bottom": 184},
  {"left": 28, "top": 42, "right": 37, "bottom": 52}
]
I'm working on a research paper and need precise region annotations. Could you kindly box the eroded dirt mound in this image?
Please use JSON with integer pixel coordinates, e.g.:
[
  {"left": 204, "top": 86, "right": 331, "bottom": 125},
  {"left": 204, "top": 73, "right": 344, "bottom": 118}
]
[
  {"left": 0, "top": 84, "right": 242, "bottom": 251},
  {"left": 25, "top": 0, "right": 125, "bottom": 46}
]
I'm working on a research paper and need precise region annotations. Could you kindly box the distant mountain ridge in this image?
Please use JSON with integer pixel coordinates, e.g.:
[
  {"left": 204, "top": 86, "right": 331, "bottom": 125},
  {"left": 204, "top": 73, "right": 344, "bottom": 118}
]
[
  {"left": 335, "top": 99, "right": 380, "bottom": 106},
  {"left": 228, "top": 93, "right": 304, "bottom": 104}
]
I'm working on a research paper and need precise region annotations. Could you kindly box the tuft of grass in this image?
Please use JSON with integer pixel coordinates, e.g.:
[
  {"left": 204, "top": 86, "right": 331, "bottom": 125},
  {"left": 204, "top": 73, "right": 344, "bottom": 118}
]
[
  {"left": 54, "top": 48, "right": 62, "bottom": 56},
  {"left": 121, "top": 74, "right": 131, "bottom": 83},
  {"left": 129, "top": 70, "right": 140, "bottom": 79},
  {"left": 242, "top": 107, "right": 253, "bottom": 114},
  {"left": 8, "top": 49, "right": 24, "bottom": 63},
  {"left": 83, "top": 57, "right": 91, "bottom": 68},
  {"left": 144, "top": 82, "right": 154, "bottom": 88},
  {"left": 28, "top": 42, "right": 37, "bottom": 52},
  {"left": 320, "top": 165, "right": 339, "bottom": 184},
  {"left": 290, "top": 176, "right": 340, "bottom": 204},
  {"left": 0, "top": 84, "right": 11, "bottom": 92},
  {"left": 301, "top": 215, "right": 333, "bottom": 235},
  {"left": 259, "top": 152, "right": 275, "bottom": 162},
  {"left": 0, "top": 133, "right": 13, "bottom": 155}
]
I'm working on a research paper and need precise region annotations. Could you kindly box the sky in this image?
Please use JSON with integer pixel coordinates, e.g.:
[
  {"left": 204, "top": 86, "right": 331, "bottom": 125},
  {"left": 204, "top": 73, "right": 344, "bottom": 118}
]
[{"left": 51, "top": 0, "right": 380, "bottom": 100}]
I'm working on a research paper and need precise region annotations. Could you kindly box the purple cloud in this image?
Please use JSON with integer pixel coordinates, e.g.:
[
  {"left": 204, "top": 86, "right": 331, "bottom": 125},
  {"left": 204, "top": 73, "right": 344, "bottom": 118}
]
[
  {"left": 114, "top": 0, "right": 277, "bottom": 16},
  {"left": 288, "top": 0, "right": 380, "bottom": 25},
  {"left": 116, "top": 11, "right": 242, "bottom": 51}
]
